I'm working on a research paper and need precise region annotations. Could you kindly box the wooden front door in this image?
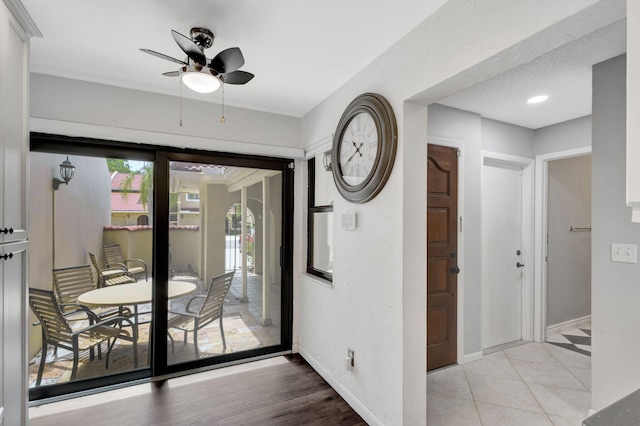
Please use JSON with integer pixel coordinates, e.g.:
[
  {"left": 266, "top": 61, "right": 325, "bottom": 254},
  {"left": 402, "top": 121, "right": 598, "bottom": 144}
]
[{"left": 427, "top": 144, "right": 458, "bottom": 371}]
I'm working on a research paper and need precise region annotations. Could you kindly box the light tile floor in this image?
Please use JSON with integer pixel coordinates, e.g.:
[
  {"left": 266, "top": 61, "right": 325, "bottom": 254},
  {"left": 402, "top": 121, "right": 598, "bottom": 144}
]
[{"left": 428, "top": 323, "right": 591, "bottom": 425}]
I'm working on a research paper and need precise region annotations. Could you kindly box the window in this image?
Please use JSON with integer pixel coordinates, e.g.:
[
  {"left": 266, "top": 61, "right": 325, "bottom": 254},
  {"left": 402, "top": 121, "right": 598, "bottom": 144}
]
[
  {"left": 186, "top": 192, "right": 200, "bottom": 201},
  {"left": 307, "top": 154, "right": 333, "bottom": 281}
]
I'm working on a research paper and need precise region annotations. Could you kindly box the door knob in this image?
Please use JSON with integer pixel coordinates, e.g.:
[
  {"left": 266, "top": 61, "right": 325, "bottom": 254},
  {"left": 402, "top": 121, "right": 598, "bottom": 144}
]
[
  {"left": 516, "top": 262, "right": 525, "bottom": 268},
  {"left": 450, "top": 266, "right": 460, "bottom": 274}
]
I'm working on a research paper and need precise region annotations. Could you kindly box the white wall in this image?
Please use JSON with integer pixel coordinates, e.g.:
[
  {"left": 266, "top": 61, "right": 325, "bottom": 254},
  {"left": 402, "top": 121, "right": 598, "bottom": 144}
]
[
  {"left": 535, "top": 116, "right": 592, "bottom": 155},
  {"left": 591, "top": 54, "right": 640, "bottom": 410},
  {"left": 547, "top": 155, "right": 592, "bottom": 326},
  {"left": 298, "top": 1, "right": 616, "bottom": 423},
  {"left": 30, "top": 73, "right": 303, "bottom": 158},
  {"left": 28, "top": 152, "right": 111, "bottom": 356},
  {"left": 626, "top": 0, "right": 640, "bottom": 206},
  {"left": 482, "top": 118, "right": 535, "bottom": 158}
]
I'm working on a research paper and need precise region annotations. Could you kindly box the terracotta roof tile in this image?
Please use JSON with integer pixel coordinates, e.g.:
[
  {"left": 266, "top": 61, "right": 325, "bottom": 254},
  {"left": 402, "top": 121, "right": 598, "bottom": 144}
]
[
  {"left": 111, "top": 192, "right": 146, "bottom": 212},
  {"left": 111, "top": 172, "right": 144, "bottom": 191}
]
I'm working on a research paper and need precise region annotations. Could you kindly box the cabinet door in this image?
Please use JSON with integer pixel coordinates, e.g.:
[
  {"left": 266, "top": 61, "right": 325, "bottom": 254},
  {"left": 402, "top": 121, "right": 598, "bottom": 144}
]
[
  {"left": 0, "top": 9, "right": 29, "bottom": 244},
  {"left": 1, "top": 240, "right": 27, "bottom": 426}
]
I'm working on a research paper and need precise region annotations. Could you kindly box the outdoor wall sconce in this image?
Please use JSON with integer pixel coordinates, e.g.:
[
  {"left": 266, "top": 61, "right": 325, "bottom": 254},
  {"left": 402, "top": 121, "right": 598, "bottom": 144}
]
[
  {"left": 323, "top": 150, "right": 332, "bottom": 172},
  {"left": 52, "top": 156, "right": 75, "bottom": 190}
]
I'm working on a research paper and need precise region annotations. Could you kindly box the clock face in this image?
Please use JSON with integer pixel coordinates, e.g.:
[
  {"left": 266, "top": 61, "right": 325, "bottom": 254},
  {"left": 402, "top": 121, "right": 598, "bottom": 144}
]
[{"left": 339, "top": 112, "right": 379, "bottom": 187}]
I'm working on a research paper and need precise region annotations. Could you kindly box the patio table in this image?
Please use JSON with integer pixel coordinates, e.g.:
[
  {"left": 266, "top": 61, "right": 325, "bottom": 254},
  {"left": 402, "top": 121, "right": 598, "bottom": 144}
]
[{"left": 78, "top": 279, "right": 196, "bottom": 321}]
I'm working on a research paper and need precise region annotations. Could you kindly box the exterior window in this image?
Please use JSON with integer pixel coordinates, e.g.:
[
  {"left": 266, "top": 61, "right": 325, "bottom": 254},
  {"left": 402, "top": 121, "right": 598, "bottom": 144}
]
[
  {"left": 186, "top": 193, "right": 200, "bottom": 201},
  {"left": 307, "top": 155, "right": 333, "bottom": 281}
]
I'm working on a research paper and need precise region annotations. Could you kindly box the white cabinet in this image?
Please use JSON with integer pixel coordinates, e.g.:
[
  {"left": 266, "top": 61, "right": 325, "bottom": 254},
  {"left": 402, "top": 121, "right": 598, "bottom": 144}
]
[
  {"left": 0, "top": 1, "right": 36, "bottom": 424},
  {"left": 628, "top": 1, "right": 640, "bottom": 220},
  {"left": 0, "top": 1, "right": 29, "bottom": 243},
  {"left": 1, "top": 241, "right": 27, "bottom": 426}
]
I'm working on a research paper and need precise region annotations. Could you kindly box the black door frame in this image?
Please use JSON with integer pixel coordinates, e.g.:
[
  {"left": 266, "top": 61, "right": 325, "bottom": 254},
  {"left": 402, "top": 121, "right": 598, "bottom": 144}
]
[{"left": 29, "top": 132, "right": 294, "bottom": 401}]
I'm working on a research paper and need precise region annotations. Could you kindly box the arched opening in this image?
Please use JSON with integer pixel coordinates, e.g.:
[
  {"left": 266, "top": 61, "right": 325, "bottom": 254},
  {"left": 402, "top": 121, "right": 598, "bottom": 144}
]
[{"left": 225, "top": 203, "right": 256, "bottom": 273}]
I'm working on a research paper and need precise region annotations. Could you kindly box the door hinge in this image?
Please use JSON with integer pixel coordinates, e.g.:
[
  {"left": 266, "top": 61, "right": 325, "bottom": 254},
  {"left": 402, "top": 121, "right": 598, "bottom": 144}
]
[
  {"left": 459, "top": 216, "right": 463, "bottom": 233},
  {"left": 288, "top": 162, "right": 295, "bottom": 170},
  {"left": 456, "top": 149, "right": 461, "bottom": 158}
]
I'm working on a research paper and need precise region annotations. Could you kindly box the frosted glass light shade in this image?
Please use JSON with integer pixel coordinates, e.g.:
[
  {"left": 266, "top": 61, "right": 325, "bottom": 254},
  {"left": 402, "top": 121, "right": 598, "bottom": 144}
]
[{"left": 181, "top": 67, "right": 221, "bottom": 93}]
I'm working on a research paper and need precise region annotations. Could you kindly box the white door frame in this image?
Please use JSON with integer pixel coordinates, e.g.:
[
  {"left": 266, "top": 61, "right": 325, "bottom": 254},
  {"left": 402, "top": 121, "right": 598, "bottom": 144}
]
[
  {"left": 481, "top": 151, "right": 535, "bottom": 344},
  {"left": 533, "top": 146, "right": 592, "bottom": 342},
  {"left": 427, "top": 136, "right": 465, "bottom": 364}
]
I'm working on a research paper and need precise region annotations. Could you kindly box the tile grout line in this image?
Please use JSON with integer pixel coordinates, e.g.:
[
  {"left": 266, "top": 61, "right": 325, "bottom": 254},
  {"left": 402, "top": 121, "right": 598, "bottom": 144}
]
[
  {"left": 541, "top": 341, "right": 591, "bottom": 393},
  {"left": 504, "top": 343, "right": 590, "bottom": 392},
  {"left": 502, "top": 347, "right": 555, "bottom": 424},
  {"left": 460, "top": 362, "right": 486, "bottom": 426},
  {"left": 465, "top": 354, "right": 556, "bottom": 417}
]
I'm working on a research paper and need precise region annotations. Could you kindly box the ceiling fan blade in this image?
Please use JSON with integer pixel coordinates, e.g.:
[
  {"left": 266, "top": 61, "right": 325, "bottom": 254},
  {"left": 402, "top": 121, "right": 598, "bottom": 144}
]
[
  {"left": 140, "top": 49, "right": 187, "bottom": 65},
  {"left": 171, "top": 30, "right": 207, "bottom": 65},
  {"left": 162, "top": 71, "right": 180, "bottom": 77},
  {"left": 221, "top": 70, "right": 254, "bottom": 85},
  {"left": 210, "top": 47, "right": 245, "bottom": 74}
]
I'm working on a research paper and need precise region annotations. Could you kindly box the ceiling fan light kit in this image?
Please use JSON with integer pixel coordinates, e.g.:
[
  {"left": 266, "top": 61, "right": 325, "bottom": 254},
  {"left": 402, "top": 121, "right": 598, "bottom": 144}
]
[
  {"left": 141, "top": 26, "right": 255, "bottom": 122},
  {"left": 180, "top": 65, "right": 221, "bottom": 93}
]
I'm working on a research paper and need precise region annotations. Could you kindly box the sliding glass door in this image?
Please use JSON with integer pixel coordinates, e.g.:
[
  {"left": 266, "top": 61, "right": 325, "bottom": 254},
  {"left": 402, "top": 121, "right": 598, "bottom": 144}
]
[
  {"left": 29, "top": 134, "right": 293, "bottom": 401},
  {"left": 28, "top": 148, "right": 154, "bottom": 398},
  {"left": 165, "top": 160, "right": 283, "bottom": 366}
]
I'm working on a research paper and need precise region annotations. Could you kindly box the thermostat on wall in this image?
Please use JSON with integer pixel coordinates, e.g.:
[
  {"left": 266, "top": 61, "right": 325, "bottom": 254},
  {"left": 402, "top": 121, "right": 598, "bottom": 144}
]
[{"left": 342, "top": 211, "right": 357, "bottom": 230}]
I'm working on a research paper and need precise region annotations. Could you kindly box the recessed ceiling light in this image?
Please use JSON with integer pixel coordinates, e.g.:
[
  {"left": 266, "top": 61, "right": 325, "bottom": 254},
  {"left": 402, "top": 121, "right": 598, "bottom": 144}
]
[{"left": 527, "top": 95, "right": 549, "bottom": 104}]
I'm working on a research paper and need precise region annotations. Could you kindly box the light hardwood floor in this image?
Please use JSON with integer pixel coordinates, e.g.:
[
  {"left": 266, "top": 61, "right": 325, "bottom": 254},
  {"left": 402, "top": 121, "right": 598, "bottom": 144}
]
[{"left": 29, "top": 354, "right": 366, "bottom": 426}]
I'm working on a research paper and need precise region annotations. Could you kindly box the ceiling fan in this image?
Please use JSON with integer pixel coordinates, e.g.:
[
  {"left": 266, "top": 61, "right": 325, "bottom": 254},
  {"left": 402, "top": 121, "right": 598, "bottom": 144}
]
[{"left": 141, "top": 27, "right": 254, "bottom": 94}]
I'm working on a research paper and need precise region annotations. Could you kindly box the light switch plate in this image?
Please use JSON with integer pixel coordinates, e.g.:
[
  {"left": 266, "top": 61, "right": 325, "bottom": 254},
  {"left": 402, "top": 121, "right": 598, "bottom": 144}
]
[
  {"left": 342, "top": 211, "right": 357, "bottom": 230},
  {"left": 611, "top": 243, "right": 637, "bottom": 263}
]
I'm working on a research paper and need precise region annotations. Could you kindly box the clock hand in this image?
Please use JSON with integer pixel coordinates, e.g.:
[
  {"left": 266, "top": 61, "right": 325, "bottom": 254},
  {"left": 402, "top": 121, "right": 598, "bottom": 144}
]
[
  {"left": 345, "top": 149, "right": 359, "bottom": 164},
  {"left": 345, "top": 142, "right": 364, "bottom": 165}
]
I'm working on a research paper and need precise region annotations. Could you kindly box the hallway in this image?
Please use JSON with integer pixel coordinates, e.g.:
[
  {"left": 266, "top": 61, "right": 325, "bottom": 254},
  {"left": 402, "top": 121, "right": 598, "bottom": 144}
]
[{"left": 427, "top": 325, "right": 591, "bottom": 425}]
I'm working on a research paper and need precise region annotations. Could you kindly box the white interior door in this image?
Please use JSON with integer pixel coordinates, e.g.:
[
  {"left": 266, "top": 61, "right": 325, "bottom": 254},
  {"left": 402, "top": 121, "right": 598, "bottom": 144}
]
[{"left": 482, "top": 160, "right": 524, "bottom": 349}]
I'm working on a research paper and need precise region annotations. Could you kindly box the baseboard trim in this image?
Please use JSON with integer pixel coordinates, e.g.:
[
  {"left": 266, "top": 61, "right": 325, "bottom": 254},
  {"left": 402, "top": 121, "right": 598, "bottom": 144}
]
[
  {"left": 298, "top": 346, "right": 383, "bottom": 426},
  {"left": 546, "top": 315, "right": 591, "bottom": 335},
  {"left": 461, "top": 351, "right": 483, "bottom": 364}
]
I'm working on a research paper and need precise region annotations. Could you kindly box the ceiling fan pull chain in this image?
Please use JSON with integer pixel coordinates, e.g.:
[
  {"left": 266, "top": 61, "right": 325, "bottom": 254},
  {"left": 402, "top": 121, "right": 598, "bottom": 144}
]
[
  {"left": 179, "top": 77, "right": 183, "bottom": 127},
  {"left": 220, "top": 81, "right": 226, "bottom": 123}
]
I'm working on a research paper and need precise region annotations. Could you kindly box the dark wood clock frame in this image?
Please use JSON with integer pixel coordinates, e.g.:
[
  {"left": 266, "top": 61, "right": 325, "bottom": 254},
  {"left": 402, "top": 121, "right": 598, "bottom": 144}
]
[{"left": 331, "top": 93, "right": 397, "bottom": 203}]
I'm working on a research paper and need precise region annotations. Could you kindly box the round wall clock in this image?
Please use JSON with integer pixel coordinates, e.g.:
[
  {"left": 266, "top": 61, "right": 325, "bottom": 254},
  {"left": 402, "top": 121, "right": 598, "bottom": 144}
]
[{"left": 331, "top": 93, "right": 397, "bottom": 203}]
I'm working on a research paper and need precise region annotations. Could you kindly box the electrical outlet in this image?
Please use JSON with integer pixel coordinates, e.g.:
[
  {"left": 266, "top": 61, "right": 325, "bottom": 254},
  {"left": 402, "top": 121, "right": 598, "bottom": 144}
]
[
  {"left": 611, "top": 243, "right": 638, "bottom": 263},
  {"left": 344, "top": 348, "right": 355, "bottom": 371}
]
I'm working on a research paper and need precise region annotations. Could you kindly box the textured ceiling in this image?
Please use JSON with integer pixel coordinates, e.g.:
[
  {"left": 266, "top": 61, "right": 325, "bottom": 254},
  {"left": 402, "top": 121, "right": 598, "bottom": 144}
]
[
  {"left": 438, "top": 19, "right": 626, "bottom": 129},
  {"left": 21, "top": 0, "right": 447, "bottom": 118}
]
